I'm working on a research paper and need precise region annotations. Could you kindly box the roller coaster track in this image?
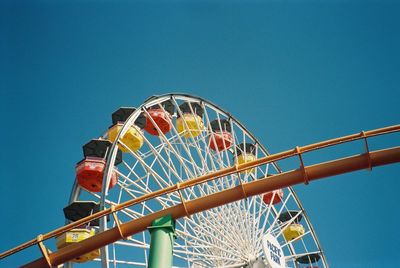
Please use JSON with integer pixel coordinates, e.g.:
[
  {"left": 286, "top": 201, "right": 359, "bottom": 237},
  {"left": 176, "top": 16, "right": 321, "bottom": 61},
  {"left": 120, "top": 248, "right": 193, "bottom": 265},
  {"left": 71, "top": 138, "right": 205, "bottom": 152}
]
[{"left": 1, "top": 125, "right": 399, "bottom": 267}]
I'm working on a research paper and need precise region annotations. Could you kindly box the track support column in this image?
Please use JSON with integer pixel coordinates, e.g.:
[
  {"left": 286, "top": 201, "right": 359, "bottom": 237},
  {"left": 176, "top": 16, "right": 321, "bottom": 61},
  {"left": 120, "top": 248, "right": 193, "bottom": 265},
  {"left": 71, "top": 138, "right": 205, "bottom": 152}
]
[{"left": 148, "top": 214, "right": 176, "bottom": 268}]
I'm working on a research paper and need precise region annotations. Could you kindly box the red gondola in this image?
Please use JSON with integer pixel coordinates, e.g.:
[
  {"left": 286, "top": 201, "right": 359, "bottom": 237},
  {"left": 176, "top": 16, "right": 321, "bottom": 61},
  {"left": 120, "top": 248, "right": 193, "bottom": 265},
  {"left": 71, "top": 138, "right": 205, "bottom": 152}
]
[
  {"left": 262, "top": 189, "right": 284, "bottom": 205},
  {"left": 76, "top": 157, "right": 117, "bottom": 192},
  {"left": 209, "top": 119, "right": 233, "bottom": 151},
  {"left": 145, "top": 100, "right": 174, "bottom": 136}
]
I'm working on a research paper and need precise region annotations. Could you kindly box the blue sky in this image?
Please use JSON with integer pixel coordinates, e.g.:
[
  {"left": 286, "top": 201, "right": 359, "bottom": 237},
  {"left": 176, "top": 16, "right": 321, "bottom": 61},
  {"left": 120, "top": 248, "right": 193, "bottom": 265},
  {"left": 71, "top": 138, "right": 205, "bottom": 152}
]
[{"left": 1, "top": 0, "right": 399, "bottom": 267}]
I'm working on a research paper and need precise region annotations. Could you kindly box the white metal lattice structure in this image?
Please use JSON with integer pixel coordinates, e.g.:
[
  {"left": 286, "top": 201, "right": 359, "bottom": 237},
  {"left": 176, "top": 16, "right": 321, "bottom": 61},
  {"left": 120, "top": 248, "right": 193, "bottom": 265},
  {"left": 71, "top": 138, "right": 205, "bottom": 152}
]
[{"left": 67, "top": 94, "right": 328, "bottom": 268}]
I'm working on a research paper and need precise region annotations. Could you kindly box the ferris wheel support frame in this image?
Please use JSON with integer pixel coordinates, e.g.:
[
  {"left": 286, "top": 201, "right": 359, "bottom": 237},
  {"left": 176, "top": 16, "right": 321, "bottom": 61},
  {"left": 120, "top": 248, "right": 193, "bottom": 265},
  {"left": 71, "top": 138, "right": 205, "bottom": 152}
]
[
  {"left": 147, "top": 214, "right": 176, "bottom": 268},
  {"left": 19, "top": 144, "right": 400, "bottom": 268}
]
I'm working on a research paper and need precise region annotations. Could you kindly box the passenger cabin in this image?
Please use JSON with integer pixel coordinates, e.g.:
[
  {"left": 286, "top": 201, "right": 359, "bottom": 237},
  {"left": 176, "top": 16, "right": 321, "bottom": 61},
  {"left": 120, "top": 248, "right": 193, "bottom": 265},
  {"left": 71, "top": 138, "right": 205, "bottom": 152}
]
[
  {"left": 145, "top": 100, "right": 174, "bottom": 136},
  {"left": 279, "top": 211, "right": 303, "bottom": 223},
  {"left": 279, "top": 210, "right": 305, "bottom": 241},
  {"left": 296, "top": 253, "right": 321, "bottom": 267},
  {"left": 56, "top": 228, "right": 100, "bottom": 263},
  {"left": 108, "top": 107, "right": 146, "bottom": 152},
  {"left": 209, "top": 119, "right": 233, "bottom": 151},
  {"left": 63, "top": 201, "right": 105, "bottom": 226},
  {"left": 176, "top": 102, "right": 204, "bottom": 138},
  {"left": 76, "top": 139, "right": 118, "bottom": 193},
  {"left": 283, "top": 223, "right": 305, "bottom": 241},
  {"left": 263, "top": 189, "right": 284, "bottom": 205},
  {"left": 82, "top": 139, "right": 122, "bottom": 165},
  {"left": 236, "top": 143, "right": 256, "bottom": 174}
]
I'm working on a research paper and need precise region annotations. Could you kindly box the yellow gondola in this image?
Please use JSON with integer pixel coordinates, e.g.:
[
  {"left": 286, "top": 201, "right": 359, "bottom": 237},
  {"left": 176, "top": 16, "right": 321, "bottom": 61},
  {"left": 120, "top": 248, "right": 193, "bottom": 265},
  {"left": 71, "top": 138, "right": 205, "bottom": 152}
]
[
  {"left": 176, "top": 102, "right": 204, "bottom": 138},
  {"left": 56, "top": 228, "right": 100, "bottom": 263},
  {"left": 108, "top": 107, "right": 146, "bottom": 152},
  {"left": 236, "top": 143, "right": 257, "bottom": 174},
  {"left": 283, "top": 223, "right": 305, "bottom": 241},
  {"left": 108, "top": 123, "right": 144, "bottom": 152}
]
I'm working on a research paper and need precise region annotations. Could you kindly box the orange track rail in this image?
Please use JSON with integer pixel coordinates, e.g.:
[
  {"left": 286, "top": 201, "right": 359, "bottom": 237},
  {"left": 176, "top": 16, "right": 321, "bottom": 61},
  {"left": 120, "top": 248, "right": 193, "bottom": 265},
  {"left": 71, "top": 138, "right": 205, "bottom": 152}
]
[{"left": 1, "top": 125, "right": 399, "bottom": 267}]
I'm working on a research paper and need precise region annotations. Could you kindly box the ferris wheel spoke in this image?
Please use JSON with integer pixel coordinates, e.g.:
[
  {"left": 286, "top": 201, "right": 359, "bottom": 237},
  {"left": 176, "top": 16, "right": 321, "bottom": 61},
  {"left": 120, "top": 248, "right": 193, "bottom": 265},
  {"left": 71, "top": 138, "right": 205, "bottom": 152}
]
[
  {"left": 87, "top": 191, "right": 142, "bottom": 219},
  {"left": 253, "top": 189, "right": 275, "bottom": 234},
  {"left": 248, "top": 196, "right": 260, "bottom": 253},
  {"left": 136, "top": 144, "right": 205, "bottom": 203},
  {"left": 284, "top": 250, "right": 323, "bottom": 263},
  {"left": 177, "top": 217, "right": 245, "bottom": 260},
  {"left": 227, "top": 203, "right": 254, "bottom": 253},
  {"left": 176, "top": 235, "right": 237, "bottom": 264},
  {"left": 117, "top": 172, "right": 168, "bottom": 213},
  {"left": 113, "top": 240, "right": 149, "bottom": 249},
  {"left": 140, "top": 133, "right": 185, "bottom": 186},
  {"left": 174, "top": 249, "right": 241, "bottom": 263},
  {"left": 216, "top": 203, "right": 252, "bottom": 251},
  {"left": 183, "top": 220, "right": 191, "bottom": 268},
  {"left": 115, "top": 175, "right": 178, "bottom": 214},
  {"left": 142, "top": 232, "right": 148, "bottom": 267},
  {"left": 156, "top": 138, "right": 204, "bottom": 192},
  {"left": 228, "top": 200, "right": 254, "bottom": 254},
  {"left": 198, "top": 210, "right": 246, "bottom": 253},
  {"left": 298, "top": 227, "right": 314, "bottom": 256},
  {"left": 176, "top": 253, "right": 214, "bottom": 267},
  {"left": 153, "top": 134, "right": 197, "bottom": 179},
  {"left": 119, "top": 152, "right": 166, "bottom": 193},
  {"left": 93, "top": 258, "right": 147, "bottom": 266},
  {"left": 126, "top": 148, "right": 172, "bottom": 191},
  {"left": 120, "top": 159, "right": 140, "bottom": 183},
  {"left": 111, "top": 242, "right": 117, "bottom": 268},
  {"left": 143, "top": 143, "right": 173, "bottom": 183},
  {"left": 124, "top": 236, "right": 150, "bottom": 247},
  {"left": 204, "top": 204, "right": 249, "bottom": 245},
  {"left": 215, "top": 206, "right": 253, "bottom": 259},
  {"left": 116, "top": 170, "right": 147, "bottom": 196},
  {"left": 255, "top": 208, "right": 281, "bottom": 251},
  {"left": 254, "top": 206, "right": 275, "bottom": 250},
  {"left": 179, "top": 220, "right": 240, "bottom": 257},
  {"left": 176, "top": 246, "right": 240, "bottom": 266}
]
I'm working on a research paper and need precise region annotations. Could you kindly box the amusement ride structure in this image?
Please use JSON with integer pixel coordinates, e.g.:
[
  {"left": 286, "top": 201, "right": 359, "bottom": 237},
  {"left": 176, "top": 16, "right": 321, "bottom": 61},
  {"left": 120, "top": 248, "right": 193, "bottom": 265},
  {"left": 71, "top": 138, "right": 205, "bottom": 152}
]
[{"left": 1, "top": 93, "right": 399, "bottom": 268}]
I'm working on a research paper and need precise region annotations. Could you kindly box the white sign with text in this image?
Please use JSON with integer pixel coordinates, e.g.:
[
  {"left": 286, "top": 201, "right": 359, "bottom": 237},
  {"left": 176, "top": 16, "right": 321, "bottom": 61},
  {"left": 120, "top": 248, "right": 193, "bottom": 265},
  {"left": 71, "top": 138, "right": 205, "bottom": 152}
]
[{"left": 262, "top": 234, "right": 285, "bottom": 268}]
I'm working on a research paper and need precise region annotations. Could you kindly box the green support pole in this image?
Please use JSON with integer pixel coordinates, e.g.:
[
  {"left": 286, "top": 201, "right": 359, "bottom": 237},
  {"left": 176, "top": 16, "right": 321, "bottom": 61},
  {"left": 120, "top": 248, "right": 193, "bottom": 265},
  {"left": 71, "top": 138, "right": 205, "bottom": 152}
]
[{"left": 148, "top": 214, "right": 176, "bottom": 268}]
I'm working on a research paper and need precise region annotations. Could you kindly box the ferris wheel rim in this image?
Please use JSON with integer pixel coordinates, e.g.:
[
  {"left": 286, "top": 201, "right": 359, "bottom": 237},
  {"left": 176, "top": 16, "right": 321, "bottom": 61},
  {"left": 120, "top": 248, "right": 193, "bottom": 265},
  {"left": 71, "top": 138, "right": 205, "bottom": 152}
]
[{"left": 68, "top": 92, "right": 328, "bottom": 268}]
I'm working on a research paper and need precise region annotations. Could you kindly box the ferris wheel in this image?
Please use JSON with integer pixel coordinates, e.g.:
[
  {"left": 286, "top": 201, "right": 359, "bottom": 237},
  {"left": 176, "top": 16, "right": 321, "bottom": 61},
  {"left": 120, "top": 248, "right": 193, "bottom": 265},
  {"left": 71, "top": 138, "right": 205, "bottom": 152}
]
[{"left": 60, "top": 94, "right": 327, "bottom": 268}]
